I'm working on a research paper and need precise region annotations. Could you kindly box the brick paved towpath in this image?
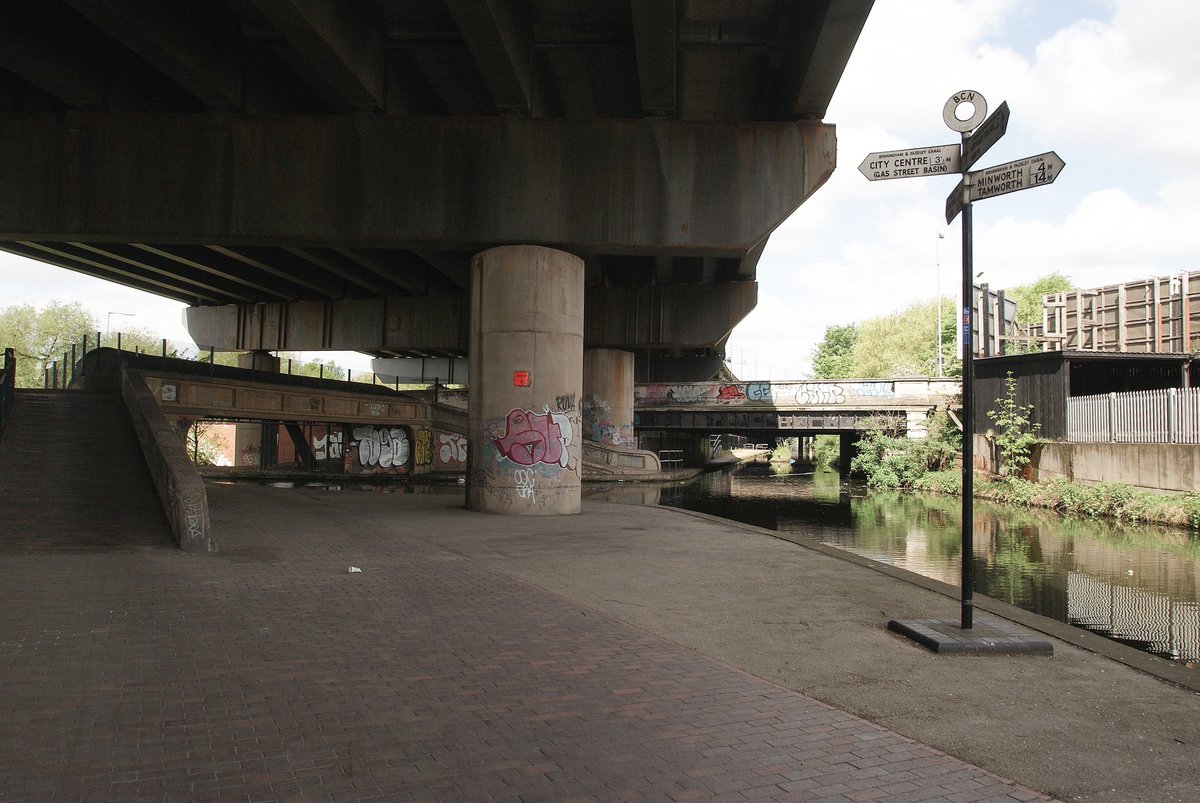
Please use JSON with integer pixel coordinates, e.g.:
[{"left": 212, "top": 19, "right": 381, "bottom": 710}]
[{"left": 1, "top": 482, "right": 1195, "bottom": 801}]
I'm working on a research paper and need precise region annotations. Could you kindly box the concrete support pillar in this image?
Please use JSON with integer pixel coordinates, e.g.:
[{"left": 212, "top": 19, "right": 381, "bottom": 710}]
[
  {"left": 234, "top": 422, "right": 264, "bottom": 468},
  {"left": 467, "top": 246, "right": 583, "bottom": 515},
  {"left": 839, "top": 432, "right": 858, "bottom": 475},
  {"left": 582, "top": 349, "right": 635, "bottom": 448},
  {"left": 237, "top": 350, "right": 280, "bottom": 373}
]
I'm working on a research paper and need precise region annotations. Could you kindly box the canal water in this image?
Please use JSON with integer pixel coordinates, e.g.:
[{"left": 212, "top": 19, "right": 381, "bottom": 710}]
[{"left": 586, "top": 463, "right": 1200, "bottom": 663}]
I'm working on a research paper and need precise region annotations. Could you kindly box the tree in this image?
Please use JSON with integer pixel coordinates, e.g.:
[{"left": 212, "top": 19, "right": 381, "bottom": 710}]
[
  {"left": 849, "top": 298, "right": 959, "bottom": 378},
  {"left": 1006, "top": 271, "right": 1073, "bottom": 326},
  {"left": 810, "top": 324, "right": 858, "bottom": 379},
  {"left": 0, "top": 301, "right": 98, "bottom": 387},
  {"left": 277, "top": 352, "right": 345, "bottom": 379},
  {"left": 184, "top": 419, "right": 230, "bottom": 466}
]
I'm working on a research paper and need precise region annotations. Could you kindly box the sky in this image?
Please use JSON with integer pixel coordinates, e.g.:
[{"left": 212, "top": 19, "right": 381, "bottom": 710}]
[
  {"left": 731, "top": 0, "right": 1200, "bottom": 379},
  {"left": 3, "top": 0, "right": 1198, "bottom": 377}
]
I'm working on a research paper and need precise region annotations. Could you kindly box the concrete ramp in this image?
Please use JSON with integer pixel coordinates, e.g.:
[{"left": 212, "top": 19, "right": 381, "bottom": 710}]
[{"left": 0, "top": 391, "right": 174, "bottom": 551}]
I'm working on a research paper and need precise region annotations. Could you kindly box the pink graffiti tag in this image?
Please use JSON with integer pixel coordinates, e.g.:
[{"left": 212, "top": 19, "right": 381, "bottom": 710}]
[{"left": 493, "top": 409, "right": 570, "bottom": 467}]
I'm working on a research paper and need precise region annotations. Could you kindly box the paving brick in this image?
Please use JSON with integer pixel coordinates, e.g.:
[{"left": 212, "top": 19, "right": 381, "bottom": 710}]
[{"left": 0, "top": 478, "right": 1059, "bottom": 802}]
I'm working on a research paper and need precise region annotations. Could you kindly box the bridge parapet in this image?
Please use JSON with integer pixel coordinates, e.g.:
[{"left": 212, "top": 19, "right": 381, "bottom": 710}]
[
  {"left": 635, "top": 378, "right": 960, "bottom": 411},
  {"left": 137, "top": 369, "right": 433, "bottom": 426}
]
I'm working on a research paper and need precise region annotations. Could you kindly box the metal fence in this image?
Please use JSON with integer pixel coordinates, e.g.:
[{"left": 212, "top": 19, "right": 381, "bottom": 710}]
[
  {"left": 658, "top": 449, "right": 684, "bottom": 469},
  {"left": 35, "top": 332, "right": 394, "bottom": 390},
  {"left": 0, "top": 347, "right": 14, "bottom": 437},
  {"left": 1067, "top": 388, "right": 1200, "bottom": 444}
]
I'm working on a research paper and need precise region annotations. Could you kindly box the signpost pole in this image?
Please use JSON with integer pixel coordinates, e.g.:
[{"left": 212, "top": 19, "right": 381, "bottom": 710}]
[
  {"left": 870, "top": 91, "right": 1061, "bottom": 653},
  {"left": 959, "top": 178, "right": 974, "bottom": 630}
]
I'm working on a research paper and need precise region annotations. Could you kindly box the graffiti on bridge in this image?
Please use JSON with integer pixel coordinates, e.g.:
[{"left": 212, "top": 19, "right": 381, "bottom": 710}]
[
  {"left": 350, "top": 425, "right": 410, "bottom": 472},
  {"left": 414, "top": 429, "right": 433, "bottom": 466},
  {"left": 437, "top": 432, "right": 468, "bottom": 467},
  {"left": 794, "top": 383, "right": 845, "bottom": 405},
  {"left": 853, "top": 382, "right": 895, "bottom": 397},
  {"left": 312, "top": 431, "right": 344, "bottom": 461},
  {"left": 643, "top": 381, "right": 899, "bottom": 407}
]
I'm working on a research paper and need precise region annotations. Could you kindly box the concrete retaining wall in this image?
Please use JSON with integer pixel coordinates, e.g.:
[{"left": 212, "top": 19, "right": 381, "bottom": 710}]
[
  {"left": 974, "top": 434, "right": 1200, "bottom": 493},
  {"left": 1031, "top": 441, "right": 1199, "bottom": 494},
  {"left": 121, "top": 367, "right": 216, "bottom": 552}
]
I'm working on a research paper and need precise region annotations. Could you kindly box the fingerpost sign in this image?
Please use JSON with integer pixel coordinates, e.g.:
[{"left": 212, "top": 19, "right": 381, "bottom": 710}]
[{"left": 860, "top": 91, "right": 1063, "bottom": 633}]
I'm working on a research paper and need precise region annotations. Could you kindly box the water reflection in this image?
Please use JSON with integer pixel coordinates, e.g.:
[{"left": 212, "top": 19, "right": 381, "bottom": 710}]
[{"left": 589, "top": 463, "right": 1200, "bottom": 662}]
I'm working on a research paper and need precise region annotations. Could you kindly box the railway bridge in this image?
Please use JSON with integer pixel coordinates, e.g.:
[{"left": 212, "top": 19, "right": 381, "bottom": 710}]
[{"left": 633, "top": 377, "right": 961, "bottom": 462}]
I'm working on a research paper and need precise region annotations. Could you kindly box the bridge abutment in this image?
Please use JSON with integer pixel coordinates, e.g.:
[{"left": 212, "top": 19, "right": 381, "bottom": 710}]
[{"left": 467, "top": 246, "right": 583, "bottom": 515}]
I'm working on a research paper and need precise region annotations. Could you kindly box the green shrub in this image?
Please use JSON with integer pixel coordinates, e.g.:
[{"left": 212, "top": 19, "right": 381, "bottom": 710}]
[
  {"left": 986, "top": 372, "right": 1041, "bottom": 477},
  {"left": 811, "top": 435, "right": 840, "bottom": 470},
  {"left": 851, "top": 417, "right": 947, "bottom": 490},
  {"left": 915, "top": 470, "right": 961, "bottom": 495}
]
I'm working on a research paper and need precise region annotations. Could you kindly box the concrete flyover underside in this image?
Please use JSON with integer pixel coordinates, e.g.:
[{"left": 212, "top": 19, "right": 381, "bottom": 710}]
[
  {"left": 0, "top": 0, "right": 872, "bottom": 366},
  {"left": 0, "top": 2, "right": 874, "bottom": 513}
]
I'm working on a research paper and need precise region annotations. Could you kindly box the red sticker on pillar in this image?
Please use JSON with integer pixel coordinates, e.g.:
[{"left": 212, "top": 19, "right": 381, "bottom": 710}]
[{"left": 513, "top": 371, "right": 530, "bottom": 387}]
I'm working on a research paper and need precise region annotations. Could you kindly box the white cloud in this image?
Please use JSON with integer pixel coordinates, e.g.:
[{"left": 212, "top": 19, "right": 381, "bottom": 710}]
[{"left": 735, "top": 0, "right": 1200, "bottom": 379}]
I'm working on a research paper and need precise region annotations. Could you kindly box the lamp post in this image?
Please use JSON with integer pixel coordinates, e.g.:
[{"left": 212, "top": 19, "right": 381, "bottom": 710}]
[
  {"left": 106, "top": 311, "right": 134, "bottom": 334},
  {"left": 936, "top": 233, "right": 945, "bottom": 376},
  {"left": 106, "top": 312, "right": 135, "bottom": 349}
]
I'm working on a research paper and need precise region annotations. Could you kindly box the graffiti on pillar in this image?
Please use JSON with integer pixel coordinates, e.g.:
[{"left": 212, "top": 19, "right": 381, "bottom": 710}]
[
  {"left": 240, "top": 444, "right": 259, "bottom": 466},
  {"left": 414, "top": 428, "right": 434, "bottom": 466},
  {"left": 581, "top": 394, "right": 610, "bottom": 418},
  {"left": 595, "top": 423, "right": 635, "bottom": 447},
  {"left": 313, "top": 433, "right": 328, "bottom": 461},
  {"left": 436, "top": 432, "right": 468, "bottom": 468},
  {"left": 514, "top": 468, "right": 536, "bottom": 500},
  {"left": 554, "top": 393, "right": 576, "bottom": 412},
  {"left": 328, "top": 431, "right": 344, "bottom": 460},
  {"left": 348, "top": 425, "right": 411, "bottom": 473},
  {"left": 492, "top": 407, "right": 576, "bottom": 471},
  {"left": 709, "top": 434, "right": 723, "bottom": 459}
]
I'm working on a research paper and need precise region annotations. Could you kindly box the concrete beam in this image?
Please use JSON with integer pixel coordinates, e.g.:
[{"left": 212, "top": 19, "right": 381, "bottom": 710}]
[
  {"left": 632, "top": 1, "right": 676, "bottom": 115},
  {"left": 0, "top": 25, "right": 105, "bottom": 105},
  {"left": 184, "top": 296, "right": 469, "bottom": 354},
  {"left": 65, "top": 0, "right": 243, "bottom": 108},
  {"left": 246, "top": 0, "right": 385, "bottom": 111},
  {"left": 445, "top": 0, "right": 533, "bottom": 115},
  {"left": 184, "top": 280, "right": 755, "bottom": 354},
  {"left": 783, "top": 0, "right": 874, "bottom": 120},
  {"left": 585, "top": 282, "right": 757, "bottom": 349},
  {"left": 0, "top": 112, "right": 836, "bottom": 256}
]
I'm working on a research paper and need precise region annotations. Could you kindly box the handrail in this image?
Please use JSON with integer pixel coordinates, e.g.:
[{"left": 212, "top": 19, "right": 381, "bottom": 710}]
[
  {"left": 0, "top": 347, "right": 14, "bottom": 437},
  {"left": 121, "top": 366, "right": 217, "bottom": 552}
]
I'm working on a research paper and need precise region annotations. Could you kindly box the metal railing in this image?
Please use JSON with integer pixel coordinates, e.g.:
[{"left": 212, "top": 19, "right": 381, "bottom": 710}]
[
  {"left": 1067, "top": 388, "right": 1200, "bottom": 444},
  {"left": 658, "top": 449, "right": 684, "bottom": 469},
  {"left": 33, "top": 331, "right": 416, "bottom": 391},
  {"left": 1, "top": 347, "right": 14, "bottom": 437}
]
